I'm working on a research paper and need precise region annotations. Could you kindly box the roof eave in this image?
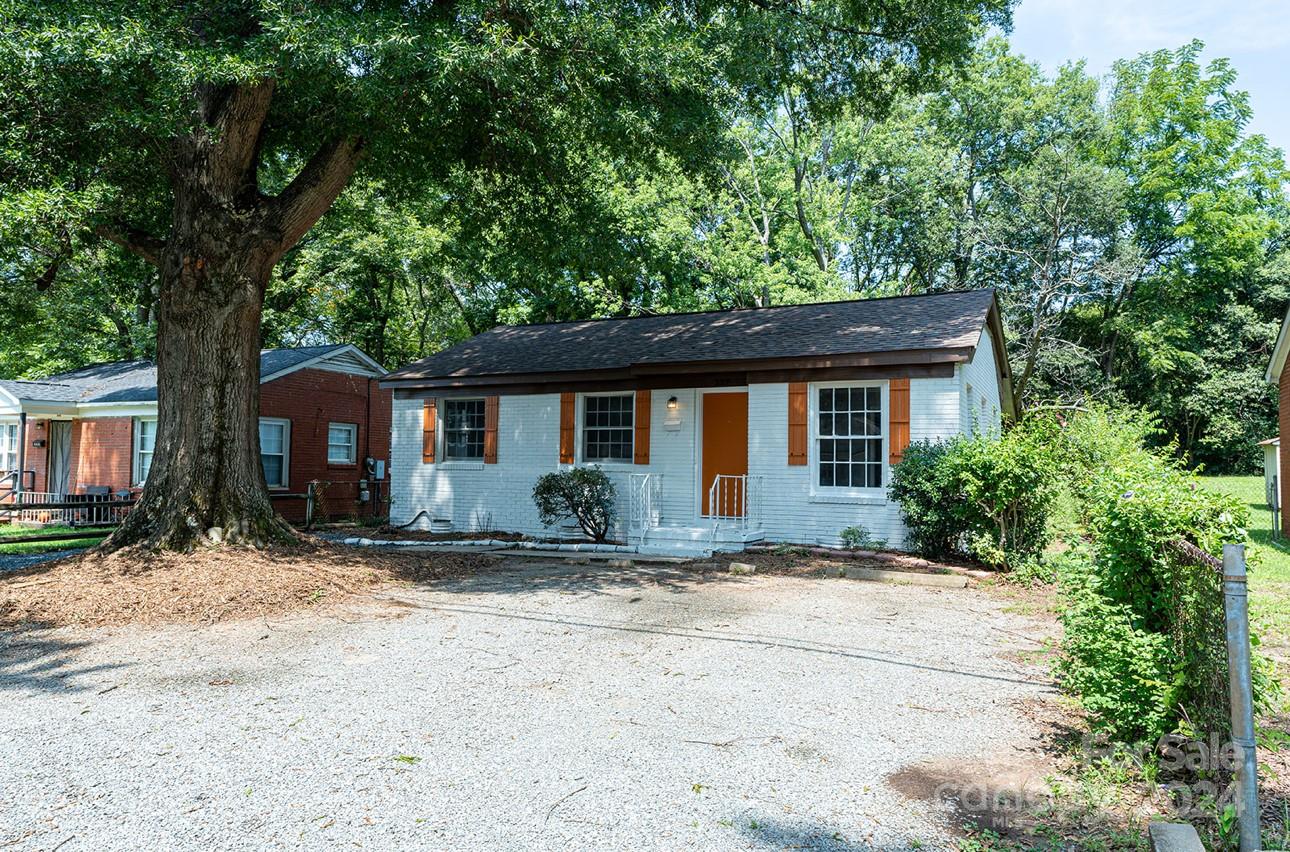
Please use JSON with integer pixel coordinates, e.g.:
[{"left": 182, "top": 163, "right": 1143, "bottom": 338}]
[
  {"left": 262, "top": 344, "right": 385, "bottom": 383},
  {"left": 380, "top": 347, "right": 977, "bottom": 391},
  {"left": 1268, "top": 303, "right": 1290, "bottom": 384}
]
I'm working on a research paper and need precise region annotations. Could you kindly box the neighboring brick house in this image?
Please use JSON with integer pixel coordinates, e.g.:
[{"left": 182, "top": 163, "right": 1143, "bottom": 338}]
[
  {"left": 381, "top": 289, "right": 1015, "bottom": 554},
  {"left": 0, "top": 345, "right": 391, "bottom": 523}
]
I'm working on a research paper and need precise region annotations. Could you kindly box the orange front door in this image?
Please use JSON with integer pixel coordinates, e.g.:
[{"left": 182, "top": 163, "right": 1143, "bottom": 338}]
[{"left": 701, "top": 392, "right": 749, "bottom": 517}]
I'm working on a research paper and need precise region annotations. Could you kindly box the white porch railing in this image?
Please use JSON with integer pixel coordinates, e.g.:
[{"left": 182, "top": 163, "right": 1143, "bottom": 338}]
[
  {"left": 706, "top": 474, "right": 763, "bottom": 530},
  {"left": 628, "top": 473, "right": 662, "bottom": 535},
  {"left": 0, "top": 491, "right": 129, "bottom": 527}
]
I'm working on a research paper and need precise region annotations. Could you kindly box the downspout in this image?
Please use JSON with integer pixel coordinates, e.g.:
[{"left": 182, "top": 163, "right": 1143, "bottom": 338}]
[
  {"left": 364, "top": 377, "right": 374, "bottom": 517},
  {"left": 15, "top": 411, "right": 26, "bottom": 495}
]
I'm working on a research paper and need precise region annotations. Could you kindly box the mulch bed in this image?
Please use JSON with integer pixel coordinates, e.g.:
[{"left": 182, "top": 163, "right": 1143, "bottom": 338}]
[{"left": 0, "top": 538, "right": 496, "bottom": 629}]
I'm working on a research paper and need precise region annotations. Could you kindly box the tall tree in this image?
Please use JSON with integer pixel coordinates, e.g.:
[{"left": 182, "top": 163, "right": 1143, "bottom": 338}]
[{"left": 0, "top": 0, "right": 1011, "bottom": 549}]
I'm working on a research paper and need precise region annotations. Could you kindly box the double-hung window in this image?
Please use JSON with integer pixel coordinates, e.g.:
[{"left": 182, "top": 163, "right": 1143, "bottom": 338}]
[
  {"left": 133, "top": 419, "right": 157, "bottom": 485},
  {"left": 443, "top": 399, "right": 485, "bottom": 460},
  {"left": 816, "top": 386, "right": 883, "bottom": 489},
  {"left": 327, "top": 423, "right": 358, "bottom": 464},
  {"left": 0, "top": 423, "right": 17, "bottom": 473},
  {"left": 259, "top": 418, "right": 290, "bottom": 489},
  {"left": 582, "top": 394, "right": 633, "bottom": 462}
]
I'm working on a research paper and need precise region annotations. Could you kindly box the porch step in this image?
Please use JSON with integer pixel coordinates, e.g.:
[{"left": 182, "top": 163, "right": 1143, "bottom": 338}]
[{"left": 642, "top": 525, "right": 766, "bottom": 546}]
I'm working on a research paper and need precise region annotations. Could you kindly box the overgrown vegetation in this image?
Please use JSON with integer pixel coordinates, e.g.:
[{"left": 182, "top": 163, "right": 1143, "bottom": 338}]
[
  {"left": 892, "top": 407, "right": 1280, "bottom": 745},
  {"left": 889, "top": 421, "right": 1059, "bottom": 570},
  {"left": 1048, "top": 410, "right": 1280, "bottom": 744},
  {"left": 532, "top": 468, "right": 617, "bottom": 543}
]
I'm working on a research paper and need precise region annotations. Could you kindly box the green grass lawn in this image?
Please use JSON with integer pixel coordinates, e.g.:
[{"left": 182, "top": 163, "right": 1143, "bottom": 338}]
[
  {"left": 1200, "top": 475, "right": 1290, "bottom": 665},
  {"left": 0, "top": 523, "right": 107, "bottom": 555}
]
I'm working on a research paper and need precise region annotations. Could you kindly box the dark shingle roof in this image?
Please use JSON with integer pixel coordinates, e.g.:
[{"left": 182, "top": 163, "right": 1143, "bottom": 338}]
[
  {"left": 1, "top": 346, "right": 347, "bottom": 405},
  {"left": 386, "top": 289, "right": 998, "bottom": 384}
]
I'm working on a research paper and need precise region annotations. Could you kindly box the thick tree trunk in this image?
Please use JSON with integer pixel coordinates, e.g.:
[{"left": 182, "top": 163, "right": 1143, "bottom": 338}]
[
  {"left": 99, "top": 80, "right": 363, "bottom": 552},
  {"left": 107, "top": 226, "right": 294, "bottom": 550}
]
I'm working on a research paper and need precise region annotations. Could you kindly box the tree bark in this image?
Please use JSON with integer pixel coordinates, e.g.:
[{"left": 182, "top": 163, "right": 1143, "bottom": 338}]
[
  {"left": 102, "top": 80, "right": 363, "bottom": 551},
  {"left": 109, "top": 235, "right": 290, "bottom": 550}
]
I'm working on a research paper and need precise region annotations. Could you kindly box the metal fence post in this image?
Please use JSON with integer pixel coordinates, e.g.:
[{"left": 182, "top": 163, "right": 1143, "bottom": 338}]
[{"left": 1223, "top": 543, "right": 1261, "bottom": 851}]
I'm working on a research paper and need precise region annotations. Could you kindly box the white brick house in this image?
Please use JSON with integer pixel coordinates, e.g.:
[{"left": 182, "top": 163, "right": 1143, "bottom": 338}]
[{"left": 382, "top": 290, "right": 1014, "bottom": 553}]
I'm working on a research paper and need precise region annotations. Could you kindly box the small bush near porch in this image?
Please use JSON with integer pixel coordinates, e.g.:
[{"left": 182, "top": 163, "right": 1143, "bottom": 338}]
[{"left": 532, "top": 467, "right": 617, "bottom": 542}]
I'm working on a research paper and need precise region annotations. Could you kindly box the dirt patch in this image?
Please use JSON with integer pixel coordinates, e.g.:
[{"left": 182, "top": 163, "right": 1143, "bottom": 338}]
[
  {"left": 887, "top": 757, "right": 1052, "bottom": 835},
  {"left": 702, "top": 549, "right": 952, "bottom": 578},
  {"left": 0, "top": 538, "right": 496, "bottom": 629}
]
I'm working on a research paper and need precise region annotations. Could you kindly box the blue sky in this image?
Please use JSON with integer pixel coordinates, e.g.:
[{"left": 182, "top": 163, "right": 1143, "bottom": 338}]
[{"left": 1008, "top": 0, "right": 1289, "bottom": 156}]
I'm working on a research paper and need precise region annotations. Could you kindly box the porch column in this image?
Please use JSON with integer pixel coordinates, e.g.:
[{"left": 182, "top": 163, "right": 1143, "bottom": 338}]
[{"left": 14, "top": 412, "right": 26, "bottom": 495}]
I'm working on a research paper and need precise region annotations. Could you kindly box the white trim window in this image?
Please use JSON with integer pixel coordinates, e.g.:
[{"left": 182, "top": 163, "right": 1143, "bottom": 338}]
[
  {"left": 442, "top": 399, "right": 486, "bottom": 460},
  {"left": 582, "top": 393, "right": 633, "bottom": 462},
  {"left": 815, "top": 385, "right": 884, "bottom": 490},
  {"left": 259, "top": 418, "right": 290, "bottom": 489},
  {"left": 133, "top": 418, "right": 157, "bottom": 485},
  {"left": 0, "top": 423, "right": 17, "bottom": 473},
  {"left": 327, "top": 422, "right": 358, "bottom": 464}
]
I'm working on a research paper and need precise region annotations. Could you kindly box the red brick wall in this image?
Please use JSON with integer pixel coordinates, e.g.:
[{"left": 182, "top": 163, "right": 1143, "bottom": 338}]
[
  {"left": 60, "top": 368, "right": 392, "bottom": 523},
  {"left": 23, "top": 419, "right": 49, "bottom": 493},
  {"left": 1281, "top": 368, "right": 1290, "bottom": 533},
  {"left": 260, "top": 369, "right": 392, "bottom": 522},
  {"left": 73, "top": 417, "right": 135, "bottom": 493}
]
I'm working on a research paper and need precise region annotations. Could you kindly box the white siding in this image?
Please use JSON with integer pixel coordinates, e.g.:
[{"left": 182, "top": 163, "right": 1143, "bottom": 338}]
[
  {"left": 390, "top": 346, "right": 999, "bottom": 549},
  {"left": 960, "top": 329, "right": 1003, "bottom": 436},
  {"left": 390, "top": 390, "right": 698, "bottom": 538},
  {"left": 746, "top": 376, "right": 962, "bottom": 550}
]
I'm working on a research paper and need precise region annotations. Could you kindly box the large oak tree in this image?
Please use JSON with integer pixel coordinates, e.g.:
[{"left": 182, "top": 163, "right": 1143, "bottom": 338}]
[{"left": 0, "top": 0, "right": 1010, "bottom": 550}]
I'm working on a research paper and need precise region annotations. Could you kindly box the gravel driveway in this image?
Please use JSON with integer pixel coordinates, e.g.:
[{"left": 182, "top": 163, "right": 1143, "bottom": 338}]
[{"left": 1, "top": 560, "right": 1054, "bottom": 851}]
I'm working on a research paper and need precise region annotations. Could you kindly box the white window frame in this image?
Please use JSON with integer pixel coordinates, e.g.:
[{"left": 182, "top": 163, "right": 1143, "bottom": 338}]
[
  {"left": 259, "top": 417, "right": 291, "bottom": 490},
  {"left": 0, "top": 422, "right": 17, "bottom": 473},
  {"left": 327, "top": 422, "right": 358, "bottom": 465},
  {"left": 578, "top": 391, "right": 635, "bottom": 465},
  {"left": 132, "top": 418, "right": 157, "bottom": 486},
  {"left": 440, "top": 398, "right": 487, "bottom": 461},
  {"left": 808, "top": 381, "right": 888, "bottom": 499}
]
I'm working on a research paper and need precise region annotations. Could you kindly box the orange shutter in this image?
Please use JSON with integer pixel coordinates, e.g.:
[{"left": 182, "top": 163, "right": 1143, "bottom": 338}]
[
  {"left": 633, "top": 390, "right": 651, "bottom": 465},
  {"left": 559, "top": 393, "right": 575, "bottom": 464},
  {"left": 889, "top": 378, "right": 911, "bottom": 465},
  {"left": 422, "top": 399, "right": 436, "bottom": 464},
  {"left": 483, "top": 395, "right": 499, "bottom": 464},
  {"left": 787, "top": 382, "right": 808, "bottom": 466}
]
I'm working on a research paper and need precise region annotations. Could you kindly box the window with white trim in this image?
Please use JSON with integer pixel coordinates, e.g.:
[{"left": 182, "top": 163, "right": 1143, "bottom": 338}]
[
  {"left": 133, "top": 418, "right": 157, "bottom": 485},
  {"left": 259, "top": 418, "right": 290, "bottom": 489},
  {"left": 582, "top": 394, "right": 633, "bottom": 462},
  {"left": 327, "top": 423, "right": 358, "bottom": 464},
  {"left": 816, "top": 386, "right": 883, "bottom": 489},
  {"left": 1, "top": 423, "right": 17, "bottom": 473},
  {"left": 442, "top": 399, "right": 486, "bottom": 460}
]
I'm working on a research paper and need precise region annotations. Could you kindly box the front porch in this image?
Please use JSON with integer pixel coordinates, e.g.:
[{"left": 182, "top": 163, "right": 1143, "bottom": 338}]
[{"left": 627, "top": 472, "right": 765, "bottom": 555}]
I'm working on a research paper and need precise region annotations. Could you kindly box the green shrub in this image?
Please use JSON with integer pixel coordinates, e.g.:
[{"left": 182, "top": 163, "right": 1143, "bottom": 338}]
[
  {"left": 1058, "top": 559, "right": 1173, "bottom": 741},
  {"left": 888, "top": 421, "right": 1058, "bottom": 570},
  {"left": 839, "top": 525, "right": 886, "bottom": 550},
  {"left": 887, "top": 440, "right": 962, "bottom": 558},
  {"left": 532, "top": 467, "right": 617, "bottom": 542},
  {"left": 1046, "top": 407, "right": 1280, "bottom": 743}
]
